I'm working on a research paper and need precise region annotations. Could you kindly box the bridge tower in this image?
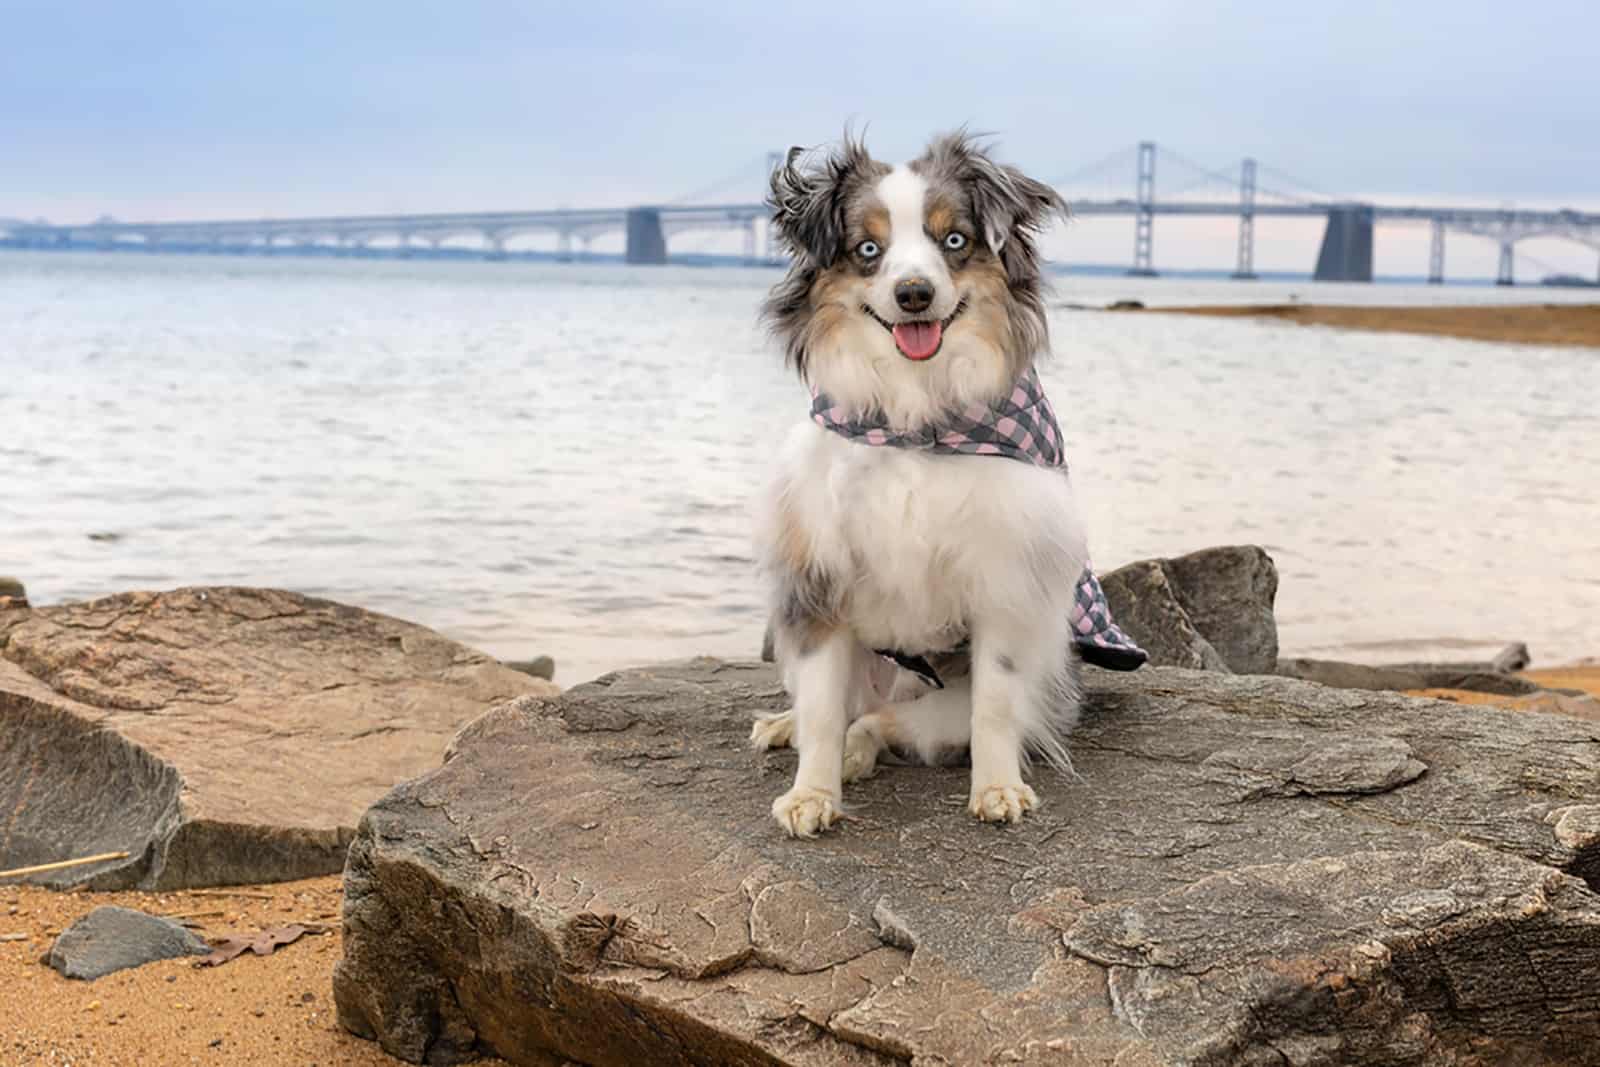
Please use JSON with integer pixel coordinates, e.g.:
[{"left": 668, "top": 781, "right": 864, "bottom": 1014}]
[
  {"left": 1231, "top": 158, "right": 1258, "bottom": 280},
  {"left": 1313, "top": 205, "right": 1373, "bottom": 282},
  {"left": 1496, "top": 239, "right": 1514, "bottom": 286},
  {"left": 625, "top": 208, "right": 668, "bottom": 265},
  {"left": 1128, "top": 141, "right": 1157, "bottom": 276},
  {"left": 1427, "top": 220, "right": 1445, "bottom": 284}
]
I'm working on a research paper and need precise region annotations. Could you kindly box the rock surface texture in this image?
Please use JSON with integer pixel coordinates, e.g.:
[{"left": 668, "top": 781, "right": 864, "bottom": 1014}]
[
  {"left": 47, "top": 905, "right": 210, "bottom": 980},
  {"left": 0, "top": 587, "right": 556, "bottom": 890},
  {"left": 1099, "top": 545, "right": 1279, "bottom": 673},
  {"left": 335, "top": 658, "right": 1600, "bottom": 1066}
]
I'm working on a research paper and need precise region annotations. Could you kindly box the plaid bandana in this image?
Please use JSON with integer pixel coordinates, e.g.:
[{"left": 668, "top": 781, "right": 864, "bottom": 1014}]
[
  {"left": 811, "top": 367, "right": 1065, "bottom": 468},
  {"left": 810, "top": 369, "right": 1147, "bottom": 674}
]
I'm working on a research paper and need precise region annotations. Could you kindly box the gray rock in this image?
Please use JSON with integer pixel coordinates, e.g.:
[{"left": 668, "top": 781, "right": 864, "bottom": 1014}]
[
  {"left": 1161, "top": 545, "right": 1280, "bottom": 673},
  {"left": 0, "top": 577, "right": 24, "bottom": 600},
  {"left": 333, "top": 658, "right": 1600, "bottom": 1066},
  {"left": 1100, "top": 545, "right": 1279, "bottom": 673},
  {"left": 1277, "top": 657, "right": 1543, "bottom": 696},
  {"left": 503, "top": 655, "right": 555, "bottom": 681},
  {"left": 47, "top": 906, "right": 209, "bottom": 980},
  {"left": 0, "top": 587, "right": 558, "bottom": 889},
  {"left": 1097, "top": 558, "right": 1230, "bottom": 671},
  {"left": 1492, "top": 641, "right": 1533, "bottom": 673}
]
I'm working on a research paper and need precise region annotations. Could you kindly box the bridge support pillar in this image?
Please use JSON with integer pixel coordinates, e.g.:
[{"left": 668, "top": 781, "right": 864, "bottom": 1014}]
[
  {"left": 1127, "top": 141, "right": 1157, "bottom": 276},
  {"left": 557, "top": 230, "right": 573, "bottom": 262},
  {"left": 1496, "top": 241, "right": 1514, "bottom": 286},
  {"left": 1427, "top": 220, "right": 1444, "bottom": 284},
  {"left": 625, "top": 208, "right": 668, "bottom": 265},
  {"left": 1231, "top": 157, "right": 1257, "bottom": 280},
  {"left": 1313, "top": 205, "right": 1374, "bottom": 282},
  {"left": 485, "top": 232, "right": 507, "bottom": 261}
]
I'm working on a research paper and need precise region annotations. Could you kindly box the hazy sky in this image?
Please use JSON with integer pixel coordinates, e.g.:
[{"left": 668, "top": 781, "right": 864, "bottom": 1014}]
[{"left": 4, "top": 0, "right": 1598, "bottom": 276}]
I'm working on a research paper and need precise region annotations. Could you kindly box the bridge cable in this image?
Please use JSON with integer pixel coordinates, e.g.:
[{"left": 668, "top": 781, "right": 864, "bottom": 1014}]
[
  {"left": 665, "top": 156, "right": 771, "bottom": 206},
  {"left": 1047, "top": 144, "right": 1141, "bottom": 192}
]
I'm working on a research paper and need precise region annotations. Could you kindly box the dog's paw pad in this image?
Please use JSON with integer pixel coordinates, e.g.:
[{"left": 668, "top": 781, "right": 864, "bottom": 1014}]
[
  {"left": 841, "top": 730, "right": 881, "bottom": 783},
  {"left": 750, "top": 711, "right": 795, "bottom": 751},
  {"left": 969, "top": 783, "right": 1039, "bottom": 824},
  {"left": 772, "top": 787, "right": 840, "bottom": 838}
]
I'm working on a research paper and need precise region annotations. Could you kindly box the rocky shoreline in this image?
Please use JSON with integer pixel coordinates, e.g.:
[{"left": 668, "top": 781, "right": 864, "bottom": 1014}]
[
  {"left": 1120, "top": 301, "right": 1600, "bottom": 347},
  {"left": 5, "top": 555, "right": 1600, "bottom": 1065}
]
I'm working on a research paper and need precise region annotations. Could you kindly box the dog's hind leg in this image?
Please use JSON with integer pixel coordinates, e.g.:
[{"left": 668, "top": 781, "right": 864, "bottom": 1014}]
[
  {"left": 749, "top": 710, "right": 795, "bottom": 750},
  {"left": 842, "top": 678, "right": 973, "bottom": 782},
  {"left": 753, "top": 649, "right": 908, "bottom": 753}
]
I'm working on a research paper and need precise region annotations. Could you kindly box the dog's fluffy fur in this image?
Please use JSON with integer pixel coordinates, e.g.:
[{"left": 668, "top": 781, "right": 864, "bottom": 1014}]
[{"left": 751, "top": 131, "right": 1085, "bottom": 837}]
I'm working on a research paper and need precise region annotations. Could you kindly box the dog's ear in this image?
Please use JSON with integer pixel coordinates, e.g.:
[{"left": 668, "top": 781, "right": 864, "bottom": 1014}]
[
  {"left": 970, "top": 157, "right": 1067, "bottom": 259},
  {"left": 767, "top": 139, "right": 870, "bottom": 267},
  {"left": 945, "top": 138, "right": 1067, "bottom": 283}
]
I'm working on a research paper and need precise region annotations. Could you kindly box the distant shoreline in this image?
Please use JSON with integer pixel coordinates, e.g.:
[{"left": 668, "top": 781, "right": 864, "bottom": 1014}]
[{"left": 1122, "top": 302, "right": 1600, "bottom": 347}]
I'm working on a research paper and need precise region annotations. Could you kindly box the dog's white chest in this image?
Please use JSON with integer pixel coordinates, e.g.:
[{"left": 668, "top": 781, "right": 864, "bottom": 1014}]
[{"left": 769, "top": 424, "right": 1087, "bottom": 654}]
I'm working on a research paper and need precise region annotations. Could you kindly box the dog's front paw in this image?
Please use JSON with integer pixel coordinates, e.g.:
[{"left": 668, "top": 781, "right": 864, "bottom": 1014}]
[
  {"left": 772, "top": 786, "right": 841, "bottom": 838},
  {"left": 969, "top": 782, "right": 1038, "bottom": 824},
  {"left": 749, "top": 710, "right": 795, "bottom": 750}
]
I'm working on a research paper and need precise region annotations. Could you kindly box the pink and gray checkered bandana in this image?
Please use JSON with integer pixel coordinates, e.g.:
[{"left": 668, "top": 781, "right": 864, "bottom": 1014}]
[{"left": 811, "top": 367, "right": 1147, "bottom": 673}]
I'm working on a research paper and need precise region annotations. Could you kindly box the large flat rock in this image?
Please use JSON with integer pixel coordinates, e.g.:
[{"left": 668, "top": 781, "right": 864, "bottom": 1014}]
[
  {"left": 0, "top": 587, "right": 556, "bottom": 890},
  {"left": 334, "top": 659, "right": 1600, "bottom": 1066}
]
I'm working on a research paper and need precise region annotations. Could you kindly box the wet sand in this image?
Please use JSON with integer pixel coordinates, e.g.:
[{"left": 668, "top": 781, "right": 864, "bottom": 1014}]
[
  {"left": 1133, "top": 302, "right": 1600, "bottom": 347},
  {"left": 1, "top": 876, "right": 510, "bottom": 1066},
  {"left": 1408, "top": 664, "right": 1600, "bottom": 718}
]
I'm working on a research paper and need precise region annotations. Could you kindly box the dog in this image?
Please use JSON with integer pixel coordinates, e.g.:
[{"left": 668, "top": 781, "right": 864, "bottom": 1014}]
[{"left": 750, "top": 131, "right": 1091, "bottom": 838}]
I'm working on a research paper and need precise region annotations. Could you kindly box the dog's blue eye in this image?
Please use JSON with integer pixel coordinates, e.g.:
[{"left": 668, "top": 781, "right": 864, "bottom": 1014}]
[
  {"left": 857, "top": 240, "right": 880, "bottom": 259},
  {"left": 944, "top": 232, "right": 967, "bottom": 251}
]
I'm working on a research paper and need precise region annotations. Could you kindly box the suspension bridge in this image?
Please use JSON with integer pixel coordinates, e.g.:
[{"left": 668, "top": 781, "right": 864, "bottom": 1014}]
[{"left": 4, "top": 142, "right": 1597, "bottom": 284}]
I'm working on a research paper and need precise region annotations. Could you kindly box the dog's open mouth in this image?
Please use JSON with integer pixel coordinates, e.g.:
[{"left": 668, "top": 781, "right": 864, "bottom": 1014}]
[{"left": 863, "top": 299, "right": 967, "bottom": 361}]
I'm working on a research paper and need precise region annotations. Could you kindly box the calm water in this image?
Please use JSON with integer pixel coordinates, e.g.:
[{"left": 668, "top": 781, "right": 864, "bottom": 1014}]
[{"left": 3, "top": 251, "right": 1597, "bottom": 682}]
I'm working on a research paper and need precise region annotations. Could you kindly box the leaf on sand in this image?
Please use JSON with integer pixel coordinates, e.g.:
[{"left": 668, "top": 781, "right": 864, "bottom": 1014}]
[{"left": 197, "top": 923, "right": 328, "bottom": 967}]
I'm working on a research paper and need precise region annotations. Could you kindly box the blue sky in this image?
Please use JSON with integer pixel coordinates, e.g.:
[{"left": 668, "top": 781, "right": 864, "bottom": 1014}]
[{"left": 3, "top": 0, "right": 1598, "bottom": 275}]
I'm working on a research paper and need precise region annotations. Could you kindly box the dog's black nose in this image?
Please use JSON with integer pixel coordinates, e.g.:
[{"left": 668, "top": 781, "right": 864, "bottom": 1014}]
[{"left": 894, "top": 278, "right": 935, "bottom": 314}]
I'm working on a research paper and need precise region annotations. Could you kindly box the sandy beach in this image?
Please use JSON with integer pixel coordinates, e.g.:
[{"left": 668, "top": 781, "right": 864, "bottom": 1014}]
[
  {"left": 1129, "top": 301, "right": 1600, "bottom": 347},
  {"left": 1, "top": 876, "right": 509, "bottom": 1067}
]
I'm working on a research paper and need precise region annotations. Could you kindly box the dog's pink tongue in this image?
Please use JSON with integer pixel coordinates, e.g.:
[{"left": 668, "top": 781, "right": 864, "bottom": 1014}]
[{"left": 892, "top": 321, "right": 943, "bottom": 361}]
